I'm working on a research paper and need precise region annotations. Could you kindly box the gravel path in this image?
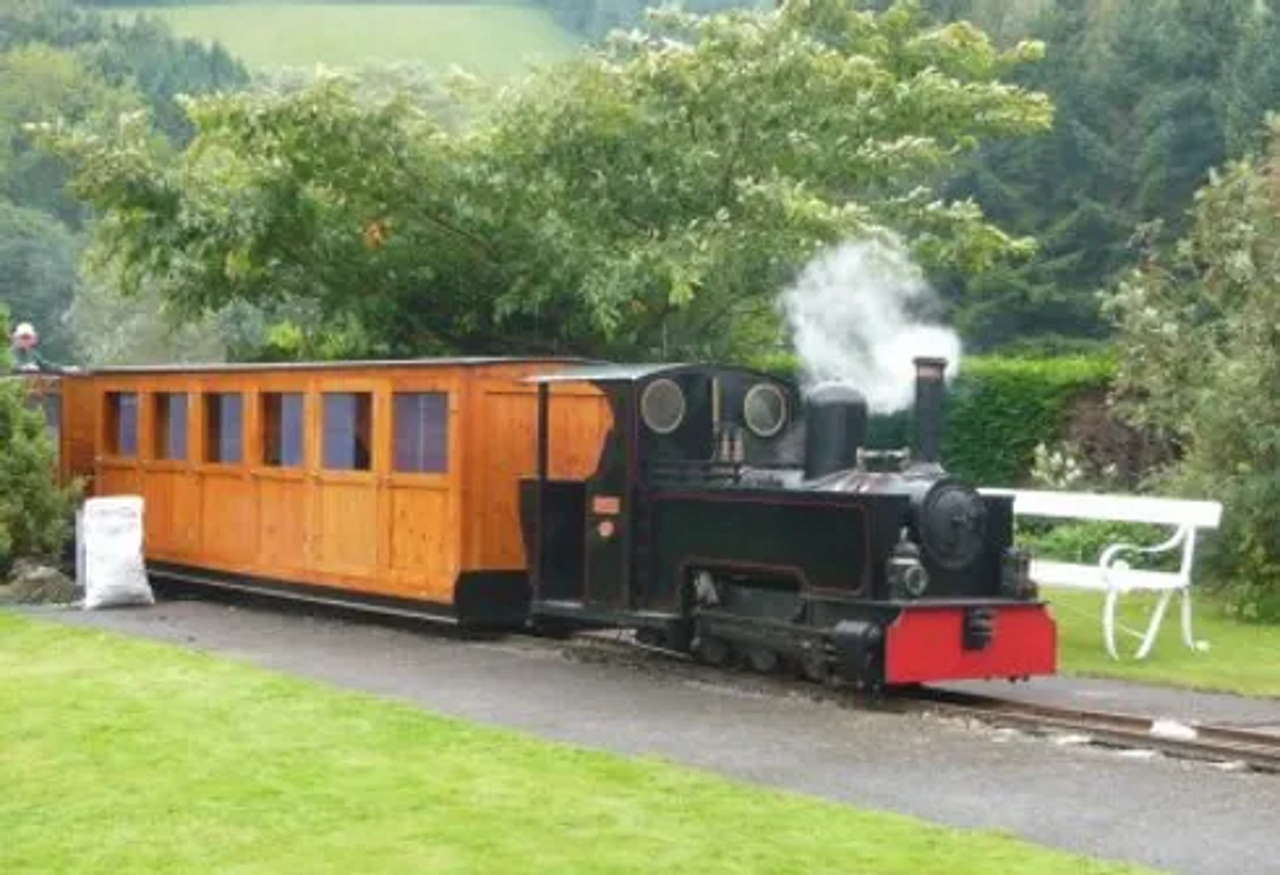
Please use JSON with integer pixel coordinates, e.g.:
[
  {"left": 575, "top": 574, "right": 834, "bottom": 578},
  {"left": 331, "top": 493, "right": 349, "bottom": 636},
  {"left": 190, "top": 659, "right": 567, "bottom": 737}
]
[{"left": 19, "top": 597, "right": 1280, "bottom": 875}]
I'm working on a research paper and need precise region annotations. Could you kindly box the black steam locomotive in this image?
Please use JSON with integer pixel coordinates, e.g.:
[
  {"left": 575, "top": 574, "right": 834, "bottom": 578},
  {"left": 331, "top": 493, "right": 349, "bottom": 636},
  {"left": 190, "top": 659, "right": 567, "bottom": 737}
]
[{"left": 521, "top": 358, "right": 1057, "bottom": 688}]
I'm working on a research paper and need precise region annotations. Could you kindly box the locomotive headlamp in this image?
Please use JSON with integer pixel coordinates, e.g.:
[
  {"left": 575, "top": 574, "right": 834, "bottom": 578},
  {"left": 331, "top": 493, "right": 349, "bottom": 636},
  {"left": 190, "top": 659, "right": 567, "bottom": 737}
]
[
  {"left": 1000, "top": 547, "right": 1036, "bottom": 599},
  {"left": 887, "top": 529, "right": 929, "bottom": 600}
]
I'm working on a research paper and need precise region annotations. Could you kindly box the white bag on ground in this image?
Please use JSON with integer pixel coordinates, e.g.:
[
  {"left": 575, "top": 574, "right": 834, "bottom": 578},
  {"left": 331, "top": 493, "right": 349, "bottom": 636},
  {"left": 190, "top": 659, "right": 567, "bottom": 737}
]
[{"left": 81, "top": 496, "right": 154, "bottom": 610}]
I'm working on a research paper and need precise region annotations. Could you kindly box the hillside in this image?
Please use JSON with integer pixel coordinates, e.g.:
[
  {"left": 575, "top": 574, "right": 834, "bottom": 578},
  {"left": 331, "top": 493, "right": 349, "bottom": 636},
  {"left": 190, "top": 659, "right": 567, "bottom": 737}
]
[{"left": 108, "top": 3, "right": 580, "bottom": 76}]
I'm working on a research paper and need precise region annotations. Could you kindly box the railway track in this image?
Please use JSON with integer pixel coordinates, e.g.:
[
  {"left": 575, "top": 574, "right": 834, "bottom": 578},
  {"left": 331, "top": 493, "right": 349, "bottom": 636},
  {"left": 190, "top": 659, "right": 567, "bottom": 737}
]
[
  {"left": 567, "top": 629, "right": 1280, "bottom": 773},
  {"left": 154, "top": 589, "right": 1280, "bottom": 775},
  {"left": 903, "top": 689, "right": 1280, "bottom": 774}
]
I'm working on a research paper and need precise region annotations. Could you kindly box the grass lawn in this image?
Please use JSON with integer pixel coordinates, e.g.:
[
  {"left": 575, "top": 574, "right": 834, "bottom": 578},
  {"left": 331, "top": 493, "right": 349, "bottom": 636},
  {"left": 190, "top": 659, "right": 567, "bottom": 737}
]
[
  {"left": 0, "top": 612, "right": 1144, "bottom": 875},
  {"left": 110, "top": 3, "right": 578, "bottom": 76},
  {"left": 1049, "top": 586, "right": 1280, "bottom": 698}
]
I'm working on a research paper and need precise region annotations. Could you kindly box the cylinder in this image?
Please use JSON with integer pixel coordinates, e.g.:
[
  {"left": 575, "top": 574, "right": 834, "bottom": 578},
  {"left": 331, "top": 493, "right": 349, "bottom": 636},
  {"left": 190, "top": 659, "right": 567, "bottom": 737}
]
[
  {"left": 804, "top": 384, "right": 867, "bottom": 480},
  {"left": 912, "top": 357, "right": 947, "bottom": 465}
]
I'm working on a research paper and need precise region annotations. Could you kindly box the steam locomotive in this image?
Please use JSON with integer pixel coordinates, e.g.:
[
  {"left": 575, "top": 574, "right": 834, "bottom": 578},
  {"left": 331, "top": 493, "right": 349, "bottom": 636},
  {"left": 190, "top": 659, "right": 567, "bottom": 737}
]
[{"left": 521, "top": 357, "right": 1057, "bottom": 688}]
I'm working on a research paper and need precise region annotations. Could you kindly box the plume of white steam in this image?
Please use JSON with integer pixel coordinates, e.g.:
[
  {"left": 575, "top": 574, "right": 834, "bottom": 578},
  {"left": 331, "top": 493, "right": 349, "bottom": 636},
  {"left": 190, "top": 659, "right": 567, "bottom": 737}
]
[{"left": 781, "top": 236, "right": 962, "bottom": 414}]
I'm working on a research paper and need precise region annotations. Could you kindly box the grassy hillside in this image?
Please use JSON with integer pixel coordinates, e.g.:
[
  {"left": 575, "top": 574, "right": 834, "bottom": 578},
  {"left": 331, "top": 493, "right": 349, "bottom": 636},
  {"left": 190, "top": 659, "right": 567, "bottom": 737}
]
[{"left": 109, "top": 3, "right": 579, "bottom": 76}]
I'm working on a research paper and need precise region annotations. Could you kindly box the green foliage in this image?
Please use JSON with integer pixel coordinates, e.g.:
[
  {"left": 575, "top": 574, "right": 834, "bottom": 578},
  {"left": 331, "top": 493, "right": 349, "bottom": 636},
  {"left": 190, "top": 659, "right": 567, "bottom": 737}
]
[
  {"left": 0, "top": 309, "right": 72, "bottom": 572},
  {"left": 48, "top": 0, "right": 1052, "bottom": 361},
  {"left": 0, "top": 42, "right": 140, "bottom": 226},
  {"left": 0, "top": 0, "right": 249, "bottom": 366},
  {"left": 939, "top": 0, "right": 1280, "bottom": 351},
  {"left": 537, "top": 0, "right": 1280, "bottom": 351},
  {"left": 0, "top": 200, "right": 80, "bottom": 362},
  {"left": 0, "top": 1, "right": 248, "bottom": 149},
  {"left": 1107, "top": 119, "right": 1280, "bottom": 621},
  {"left": 941, "top": 354, "right": 1114, "bottom": 485},
  {"left": 1017, "top": 520, "right": 1173, "bottom": 569}
]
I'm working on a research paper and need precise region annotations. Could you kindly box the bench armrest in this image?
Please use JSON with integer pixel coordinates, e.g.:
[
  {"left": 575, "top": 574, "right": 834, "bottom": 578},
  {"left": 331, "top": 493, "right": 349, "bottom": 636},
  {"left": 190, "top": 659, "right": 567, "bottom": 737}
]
[{"left": 1098, "top": 525, "right": 1191, "bottom": 580}]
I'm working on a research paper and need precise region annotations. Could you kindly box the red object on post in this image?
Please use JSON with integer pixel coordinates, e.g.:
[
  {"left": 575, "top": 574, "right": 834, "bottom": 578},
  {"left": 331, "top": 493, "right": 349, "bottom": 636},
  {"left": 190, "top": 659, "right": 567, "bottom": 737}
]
[{"left": 883, "top": 603, "right": 1058, "bottom": 685}]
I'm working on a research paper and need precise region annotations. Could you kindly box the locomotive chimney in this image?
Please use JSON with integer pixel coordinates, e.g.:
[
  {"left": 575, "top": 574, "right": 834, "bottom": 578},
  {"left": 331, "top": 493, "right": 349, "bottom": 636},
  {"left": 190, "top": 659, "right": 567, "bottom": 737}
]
[
  {"left": 912, "top": 356, "right": 946, "bottom": 466},
  {"left": 804, "top": 384, "right": 867, "bottom": 480}
]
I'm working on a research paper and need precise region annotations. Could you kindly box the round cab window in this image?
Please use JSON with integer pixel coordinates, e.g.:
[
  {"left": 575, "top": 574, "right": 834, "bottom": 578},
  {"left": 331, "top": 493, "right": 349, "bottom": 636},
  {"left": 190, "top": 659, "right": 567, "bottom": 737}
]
[
  {"left": 743, "top": 383, "right": 787, "bottom": 438},
  {"left": 640, "top": 378, "right": 686, "bottom": 434}
]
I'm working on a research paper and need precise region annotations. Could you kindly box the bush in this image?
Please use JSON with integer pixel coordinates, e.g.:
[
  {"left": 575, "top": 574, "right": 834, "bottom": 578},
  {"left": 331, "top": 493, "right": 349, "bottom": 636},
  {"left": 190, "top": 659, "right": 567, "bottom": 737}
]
[
  {"left": 0, "top": 309, "right": 72, "bottom": 575},
  {"left": 1106, "top": 120, "right": 1280, "bottom": 622},
  {"left": 1016, "top": 519, "right": 1177, "bottom": 570},
  {"left": 941, "top": 355, "right": 1115, "bottom": 485}
]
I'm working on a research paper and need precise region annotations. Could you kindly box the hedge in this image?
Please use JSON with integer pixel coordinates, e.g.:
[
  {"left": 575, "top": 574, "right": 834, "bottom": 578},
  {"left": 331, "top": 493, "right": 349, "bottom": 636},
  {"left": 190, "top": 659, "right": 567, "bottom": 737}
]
[
  {"left": 757, "top": 353, "right": 1116, "bottom": 487},
  {"left": 938, "top": 355, "right": 1115, "bottom": 485}
]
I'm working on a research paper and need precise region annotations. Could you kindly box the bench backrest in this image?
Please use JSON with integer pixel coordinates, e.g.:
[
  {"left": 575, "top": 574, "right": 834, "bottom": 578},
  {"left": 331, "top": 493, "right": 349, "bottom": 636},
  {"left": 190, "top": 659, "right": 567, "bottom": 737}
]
[{"left": 979, "top": 488, "right": 1223, "bottom": 529}]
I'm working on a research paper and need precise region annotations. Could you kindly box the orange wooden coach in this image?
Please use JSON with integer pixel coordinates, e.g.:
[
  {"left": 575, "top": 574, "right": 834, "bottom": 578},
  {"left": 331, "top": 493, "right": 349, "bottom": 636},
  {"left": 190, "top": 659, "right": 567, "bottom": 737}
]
[{"left": 58, "top": 358, "right": 611, "bottom": 624}]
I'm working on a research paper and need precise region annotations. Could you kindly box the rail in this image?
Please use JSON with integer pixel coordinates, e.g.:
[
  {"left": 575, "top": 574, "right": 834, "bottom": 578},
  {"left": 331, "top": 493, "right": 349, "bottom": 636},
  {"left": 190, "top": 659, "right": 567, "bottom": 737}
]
[{"left": 917, "top": 688, "right": 1280, "bottom": 773}]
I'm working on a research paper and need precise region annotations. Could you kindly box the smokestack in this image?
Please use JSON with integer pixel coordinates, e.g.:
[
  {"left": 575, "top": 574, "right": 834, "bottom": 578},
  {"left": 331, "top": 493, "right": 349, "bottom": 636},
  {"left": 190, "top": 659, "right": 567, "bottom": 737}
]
[{"left": 912, "top": 357, "right": 946, "bottom": 465}]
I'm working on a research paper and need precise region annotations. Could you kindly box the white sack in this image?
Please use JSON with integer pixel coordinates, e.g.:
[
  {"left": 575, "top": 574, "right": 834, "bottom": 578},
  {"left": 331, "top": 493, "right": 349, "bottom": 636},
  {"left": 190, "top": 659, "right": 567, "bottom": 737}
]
[{"left": 81, "top": 496, "right": 154, "bottom": 610}]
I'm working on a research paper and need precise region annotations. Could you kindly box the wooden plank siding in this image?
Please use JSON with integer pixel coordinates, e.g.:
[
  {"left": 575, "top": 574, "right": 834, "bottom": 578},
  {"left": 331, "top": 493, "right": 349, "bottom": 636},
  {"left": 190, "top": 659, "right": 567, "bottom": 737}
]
[{"left": 70, "top": 361, "right": 612, "bottom": 609}]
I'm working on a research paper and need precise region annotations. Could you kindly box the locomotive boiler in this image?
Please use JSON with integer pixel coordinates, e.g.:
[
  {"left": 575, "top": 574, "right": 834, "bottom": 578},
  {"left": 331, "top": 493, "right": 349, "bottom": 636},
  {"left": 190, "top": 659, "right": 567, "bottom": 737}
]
[{"left": 521, "top": 358, "right": 1057, "bottom": 688}]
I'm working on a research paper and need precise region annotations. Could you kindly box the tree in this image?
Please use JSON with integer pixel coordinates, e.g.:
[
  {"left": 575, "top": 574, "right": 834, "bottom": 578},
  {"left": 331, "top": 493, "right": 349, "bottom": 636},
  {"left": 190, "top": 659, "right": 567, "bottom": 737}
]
[
  {"left": 938, "top": 0, "right": 1280, "bottom": 350},
  {"left": 50, "top": 0, "right": 1052, "bottom": 361},
  {"left": 0, "top": 306, "right": 72, "bottom": 572},
  {"left": 1106, "top": 117, "right": 1280, "bottom": 621},
  {"left": 0, "top": 199, "right": 81, "bottom": 362},
  {"left": 0, "top": 1, "right": 248, "bottom": 148},
  {"left": 0, "top": 43, "right": 140, "bottom": 225}
]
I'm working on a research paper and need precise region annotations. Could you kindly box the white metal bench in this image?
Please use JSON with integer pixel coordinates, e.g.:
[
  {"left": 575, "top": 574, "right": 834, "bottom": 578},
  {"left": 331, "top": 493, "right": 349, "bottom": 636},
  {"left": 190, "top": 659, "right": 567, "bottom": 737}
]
[{"left": 980, "top": 489, "right": 1223, "bottom": 660}]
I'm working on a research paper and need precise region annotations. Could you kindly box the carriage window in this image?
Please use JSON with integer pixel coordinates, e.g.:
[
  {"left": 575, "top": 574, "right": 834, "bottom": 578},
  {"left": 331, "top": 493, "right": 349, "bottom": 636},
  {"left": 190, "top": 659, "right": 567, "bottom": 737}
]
[
  {"left": 105, "top": 392, "right": 138, "bottom": 457},
  {"left": 323, "top": 392, "right": 372, "bottom": 471},
  {"left": 262, "top": 392, "right": 305, "bottom": 468},
  {"left": 153, "top": 393, "right": 188, "bottom": 461},
  {"left": 394, "top": 392, "right": 448, "bottom": 473},
  {"left": 204, "top": 393, "right": 244, "bottom": 463}
]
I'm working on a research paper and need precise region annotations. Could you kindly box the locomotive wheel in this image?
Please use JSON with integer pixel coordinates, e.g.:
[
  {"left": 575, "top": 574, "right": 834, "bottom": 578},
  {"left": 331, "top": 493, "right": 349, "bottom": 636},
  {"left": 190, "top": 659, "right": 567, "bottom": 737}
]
[
  {"left": 744, "top": 646, "right": 779, "bottom": 674},
  {"left": 635, "top": 627, "right": 665, "bottom": 648},
  {"left": 799, "top": 651, "right": 830, "bottom": 684},
  {"left": 694, "top": 636, "right": 730, "bottom": 667}
]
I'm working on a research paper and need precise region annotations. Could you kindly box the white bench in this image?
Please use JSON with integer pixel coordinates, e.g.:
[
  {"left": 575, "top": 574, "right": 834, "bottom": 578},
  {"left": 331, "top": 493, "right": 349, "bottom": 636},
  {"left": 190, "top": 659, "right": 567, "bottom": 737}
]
[{"left": 980, "top": 489, "right": 1223, "bottom": 660}]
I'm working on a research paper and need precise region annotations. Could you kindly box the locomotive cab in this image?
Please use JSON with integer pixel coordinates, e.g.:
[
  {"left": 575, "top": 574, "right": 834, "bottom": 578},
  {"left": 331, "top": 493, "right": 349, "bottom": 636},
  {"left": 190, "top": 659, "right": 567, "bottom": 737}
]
[{"left": 520, "top": 364, "right": 805, "bottom": 626}]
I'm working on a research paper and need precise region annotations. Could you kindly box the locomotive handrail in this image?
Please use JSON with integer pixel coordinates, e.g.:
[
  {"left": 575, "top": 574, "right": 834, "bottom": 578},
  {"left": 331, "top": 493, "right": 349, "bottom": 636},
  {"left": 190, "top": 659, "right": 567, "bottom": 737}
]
[{"left": 981, "top": 488, "right": 1223, "bottom": 661}]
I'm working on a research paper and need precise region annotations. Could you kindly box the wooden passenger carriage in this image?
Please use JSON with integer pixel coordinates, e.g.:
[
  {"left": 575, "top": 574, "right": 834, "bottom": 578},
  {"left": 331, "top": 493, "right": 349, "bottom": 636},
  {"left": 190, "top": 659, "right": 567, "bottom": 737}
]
[{"left": 59, "top": 358, "right": 611, "bottom": 624}]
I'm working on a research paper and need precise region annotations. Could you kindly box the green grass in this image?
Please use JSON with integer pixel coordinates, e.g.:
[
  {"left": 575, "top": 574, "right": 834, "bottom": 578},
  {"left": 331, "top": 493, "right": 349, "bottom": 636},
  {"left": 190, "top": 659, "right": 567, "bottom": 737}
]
[
  {"left": 1050, "top": 586, "right": 1280, "bottom": 697},
  {"left": 0, "top": 612, "right": 1143, "bottom": 875},
  {"left": 111, "top": 3, "right": 579, "bottom": 76}
]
